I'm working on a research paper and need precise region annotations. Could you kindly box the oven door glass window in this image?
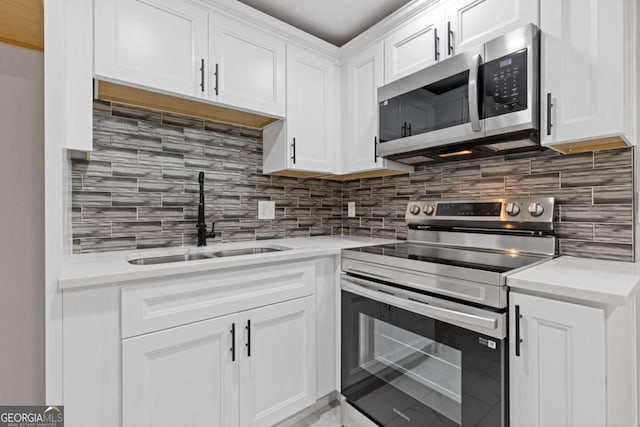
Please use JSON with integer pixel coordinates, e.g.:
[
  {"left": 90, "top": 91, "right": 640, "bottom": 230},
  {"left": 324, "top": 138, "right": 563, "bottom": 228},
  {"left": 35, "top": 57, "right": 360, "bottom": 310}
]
[{"left": 342, "top": 290, "right": 505, "bottom": 427}]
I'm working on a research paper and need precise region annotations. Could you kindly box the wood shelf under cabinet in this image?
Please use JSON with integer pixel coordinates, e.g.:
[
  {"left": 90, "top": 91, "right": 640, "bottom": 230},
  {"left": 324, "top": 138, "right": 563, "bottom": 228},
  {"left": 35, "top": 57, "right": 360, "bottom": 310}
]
[
  {"left": 549, "top": 136, "right": 629, "bottom": 155},
  {"left": 95, "top": 80, "right": 278, "bottom": 129}
]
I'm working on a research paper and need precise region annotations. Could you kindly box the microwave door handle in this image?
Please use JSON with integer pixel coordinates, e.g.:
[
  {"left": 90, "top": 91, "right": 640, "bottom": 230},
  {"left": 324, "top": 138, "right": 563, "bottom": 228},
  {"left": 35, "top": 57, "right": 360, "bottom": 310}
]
[{"left": 468, "top": 53, "right": 482, "bottom": 132}]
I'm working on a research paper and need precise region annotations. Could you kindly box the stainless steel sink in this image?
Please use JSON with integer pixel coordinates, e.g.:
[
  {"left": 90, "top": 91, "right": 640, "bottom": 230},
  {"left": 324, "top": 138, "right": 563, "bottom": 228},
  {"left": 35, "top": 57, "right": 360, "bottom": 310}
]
[
  {"left": 127, "top": 252, "right": 215, "bottom": 265},
  {"left": 127, "top": 245, "right": 289, "bottom": 265},
  {"left": 210, "top": 247, "right": 283, "bottom": 257}
]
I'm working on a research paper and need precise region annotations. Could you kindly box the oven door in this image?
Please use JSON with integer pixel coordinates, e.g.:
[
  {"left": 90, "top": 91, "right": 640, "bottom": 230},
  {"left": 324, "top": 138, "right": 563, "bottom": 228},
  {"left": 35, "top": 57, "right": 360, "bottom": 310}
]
[{"left": 341, "top": 274, "right": 507, "bottom": 427}]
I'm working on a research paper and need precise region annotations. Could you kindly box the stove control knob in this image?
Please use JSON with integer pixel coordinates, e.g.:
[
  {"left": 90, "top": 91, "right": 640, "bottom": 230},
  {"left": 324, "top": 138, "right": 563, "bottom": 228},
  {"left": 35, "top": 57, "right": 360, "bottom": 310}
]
[
  {"left": 505, "top": 202, "right": 520, "bottom": 216},
  {"left": 528, "top": 202, "right": 545, "bottom": 217},
  {"left": 409, "top": 204, "right": 421, "bottom": 215},
  {"left": 423, "top": 204, "right": 435, "bottom": 215}
]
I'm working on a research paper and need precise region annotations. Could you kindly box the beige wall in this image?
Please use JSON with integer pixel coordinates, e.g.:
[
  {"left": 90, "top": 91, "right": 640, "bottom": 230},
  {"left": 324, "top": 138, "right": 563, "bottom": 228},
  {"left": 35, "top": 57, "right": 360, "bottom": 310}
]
[{"left": 0, "top": 42, "right": 44, "bottom": 404}]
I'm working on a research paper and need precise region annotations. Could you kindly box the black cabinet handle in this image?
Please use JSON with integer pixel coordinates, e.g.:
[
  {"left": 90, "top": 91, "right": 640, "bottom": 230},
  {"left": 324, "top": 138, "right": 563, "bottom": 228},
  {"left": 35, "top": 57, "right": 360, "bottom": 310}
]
[
  {"left": 515, "top": 305, "right": 523, "bottom": 357},
  {"left": 407, "top": 123, "right": 412, "bottom": 136},
  {"left": 434, "top": 28, "right": 440, "bottom": 61},
  {"left": 214, "top": 63, "right": 219, "bottom": 96},
  {"left": 230, "top": 323, "right": 236, "bottom": 362},
  {"left": 546, "top": 92, "right": 553, "bottom": 136},
  {"left": 374, "top": 136, "right": 378, "bottom": 163},
  {"left": 447, "top": 21, "right": 453, "bottom": 55},
  {"left": 200, "top": 59, "right": 205, "bottom": 93},
  {"left": 401, "top": 122, "right": 407, "bottom": 138},
  {"left": 245, "top": 320, "right": 251, "bottom": 357},
  {"left": 291, "top": 138, "right": 296, "bottom": 164}
]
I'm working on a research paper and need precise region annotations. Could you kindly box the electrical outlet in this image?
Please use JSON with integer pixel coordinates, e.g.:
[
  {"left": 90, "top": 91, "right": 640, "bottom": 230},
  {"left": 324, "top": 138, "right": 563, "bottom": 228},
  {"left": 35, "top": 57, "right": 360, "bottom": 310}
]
[
  {"left": 258, "top": 201, "right": 275, "bottom": 220},
  {"left": 348, "top": 202, "right": 356, "bottom": 217}
]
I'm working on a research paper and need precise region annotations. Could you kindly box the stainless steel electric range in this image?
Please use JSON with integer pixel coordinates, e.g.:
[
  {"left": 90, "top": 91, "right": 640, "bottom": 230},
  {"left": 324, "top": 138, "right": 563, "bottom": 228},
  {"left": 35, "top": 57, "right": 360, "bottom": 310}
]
[{"left": 340, "top": 197, "right": 555, "bottom": 427}]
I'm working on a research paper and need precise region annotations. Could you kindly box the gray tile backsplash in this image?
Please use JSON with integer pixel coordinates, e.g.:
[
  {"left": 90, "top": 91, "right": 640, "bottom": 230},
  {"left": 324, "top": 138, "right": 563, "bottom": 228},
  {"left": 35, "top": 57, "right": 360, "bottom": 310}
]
[
  {"left": 71, "top": 101, "right": 343, "bottom": 253},
  {"left": 343, "top": 149, "right": 635, "bottom": 261},
  {"left": 72, "top": 101, "right": 635, "bottom": 261}
]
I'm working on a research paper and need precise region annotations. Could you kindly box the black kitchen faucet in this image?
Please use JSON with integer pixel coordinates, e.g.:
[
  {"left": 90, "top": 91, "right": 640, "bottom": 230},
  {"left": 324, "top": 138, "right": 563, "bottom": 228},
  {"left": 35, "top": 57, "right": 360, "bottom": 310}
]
[{"left": 196, "top": 172, "right": 215, "bottom": 246}]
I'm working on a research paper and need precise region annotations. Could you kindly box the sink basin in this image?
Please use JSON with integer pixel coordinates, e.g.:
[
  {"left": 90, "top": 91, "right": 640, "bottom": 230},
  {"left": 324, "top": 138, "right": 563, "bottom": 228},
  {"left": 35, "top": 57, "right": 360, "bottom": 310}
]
[
  {"left": 210, "top": 247, "right": 284, "bottom": 257},
  {"left": 127, "top": 252, "right": 214, "bottom": 265},
  {"left": 127, "top": 245, "right": 289, "bottom": 265}
]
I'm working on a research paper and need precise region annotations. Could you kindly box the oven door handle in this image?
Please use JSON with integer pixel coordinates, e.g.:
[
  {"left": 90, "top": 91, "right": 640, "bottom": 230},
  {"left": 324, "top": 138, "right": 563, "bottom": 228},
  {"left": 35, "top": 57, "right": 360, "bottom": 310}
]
[
  {"left": 468, "top": 53, "right": 482, "bottom": 132},
  {"left": 342, "top": 276, "right": 500, "bottom": 335}
]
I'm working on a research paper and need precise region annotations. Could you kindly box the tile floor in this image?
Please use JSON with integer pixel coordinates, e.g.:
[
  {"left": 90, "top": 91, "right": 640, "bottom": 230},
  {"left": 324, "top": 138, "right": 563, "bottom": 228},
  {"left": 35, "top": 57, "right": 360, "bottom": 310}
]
[{"left": 291, "top": 405, "right": 341, "bottom": 427}]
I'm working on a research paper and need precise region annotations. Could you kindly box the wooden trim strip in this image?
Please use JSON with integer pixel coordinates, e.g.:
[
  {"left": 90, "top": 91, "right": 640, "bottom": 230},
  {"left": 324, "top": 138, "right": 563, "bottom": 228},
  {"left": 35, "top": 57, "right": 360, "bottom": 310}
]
[
  {"left": 96, "top": 80, "right": 278, "bottom": 129},
  {"left": 0, "top": 0, "right": 44, "bottom": 52},
  {"left": 550, "top": 137, "right": 629, "bottom": 155}
]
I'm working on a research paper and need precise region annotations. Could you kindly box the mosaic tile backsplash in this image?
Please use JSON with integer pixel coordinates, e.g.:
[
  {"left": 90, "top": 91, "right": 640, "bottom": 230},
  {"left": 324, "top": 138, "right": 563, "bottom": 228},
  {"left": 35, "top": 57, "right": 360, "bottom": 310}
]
[
  {"left": 72, "top": 101, "right": 634, "bottom": 261},
  {"left": 72, "top": 101, "right": 344, "bottom": 253}
]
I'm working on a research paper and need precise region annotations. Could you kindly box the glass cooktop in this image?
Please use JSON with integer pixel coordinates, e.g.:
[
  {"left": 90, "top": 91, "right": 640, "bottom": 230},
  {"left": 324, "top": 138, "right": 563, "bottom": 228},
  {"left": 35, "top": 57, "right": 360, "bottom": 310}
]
[{"left": 346, "top": 242, "right": 547, "bottom": 274}]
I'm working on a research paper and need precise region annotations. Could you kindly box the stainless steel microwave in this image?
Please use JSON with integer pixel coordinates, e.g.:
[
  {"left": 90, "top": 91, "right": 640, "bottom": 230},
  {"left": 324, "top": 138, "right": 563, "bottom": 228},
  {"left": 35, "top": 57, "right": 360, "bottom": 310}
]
[{"left": 377, "top": 24, "right": 540, "bottom": 165}]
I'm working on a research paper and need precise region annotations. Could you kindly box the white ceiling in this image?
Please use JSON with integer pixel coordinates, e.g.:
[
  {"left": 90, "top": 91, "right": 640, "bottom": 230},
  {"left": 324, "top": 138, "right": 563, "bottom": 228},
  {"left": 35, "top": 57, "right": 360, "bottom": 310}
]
[{"left": 237, "top": 0, "right": 412, "bottom": 46}]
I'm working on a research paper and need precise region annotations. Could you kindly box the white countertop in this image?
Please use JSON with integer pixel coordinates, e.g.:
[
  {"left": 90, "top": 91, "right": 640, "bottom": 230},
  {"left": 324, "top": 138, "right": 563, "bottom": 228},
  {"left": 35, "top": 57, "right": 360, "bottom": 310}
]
[
  {"left": 507, "top": 256, "right": 640, "bottom": 305},
  {"left": 59, "top": 236, "right": 399, "bottom": 290}
]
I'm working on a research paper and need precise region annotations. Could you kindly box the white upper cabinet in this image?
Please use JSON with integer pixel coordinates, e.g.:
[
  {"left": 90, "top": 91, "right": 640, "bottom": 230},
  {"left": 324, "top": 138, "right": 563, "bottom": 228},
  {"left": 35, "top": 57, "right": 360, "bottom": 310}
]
[
  {"left": 94, "top": 0, "right": 208, "bottom": 98},
  {"left": 509, "top": 292, "right": 606, "bottom": 427},
  {"left": 239, "top": 297, "right": 316, "bottom": 427},
  {"left": 444, "top": 0, "right": 539, "bottom": 57},
  {"left": 122, "top": 315, "right": 238, "bottom": 427},
  {"left": 343, "top": 42, "right": 414, "bottom": 175},
  {"left": 210, "top": 13, "right": 286, "bottom": 117},
  {"left": 384, "top": 5, "right": 445, "bottom": 84},
  {"left": 345, "top": 43, "right": 384, "bottom": 173},
  {"left": 263, "top": 46, "right": 339, "bottom": 175},
  {"left": 540, "top": 0, "right": 633, "bottom": 148}
]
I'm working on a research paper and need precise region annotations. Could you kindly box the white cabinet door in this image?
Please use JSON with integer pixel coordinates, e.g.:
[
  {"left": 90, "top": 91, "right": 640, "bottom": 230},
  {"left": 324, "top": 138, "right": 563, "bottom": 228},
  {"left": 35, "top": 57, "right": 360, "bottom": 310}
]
[
  {"left": 384, "top": 5, "right": 445, "bottom": 84},
  {"left": 94, "top": 0, "right": 208, "bottom": 98},
  {"left": 540, "top": 0, "right": 626, "bottom": 146},
  {"left": 122, "top": 315, "right": 239, "bottom": 427},
  {"left": 509, "top": 292, "right": 605, "bottom": 427},
  {"left": 445, "top": 0, "right": 538, "bottom": 57},
  {"left": 239, "top": 296, "right": 316, "bottom": 427},
  {"left": 286, "top": 46, "right": 338, "bottom": 173},
  {"left": 210, "top": 13, "right": 286, "bottom": 117},
  {"left": 343, "top": 43, "right": 413, "bottom": 176},
  {"left": 345, "top": 42, "right": 384, "bottom": 173}
]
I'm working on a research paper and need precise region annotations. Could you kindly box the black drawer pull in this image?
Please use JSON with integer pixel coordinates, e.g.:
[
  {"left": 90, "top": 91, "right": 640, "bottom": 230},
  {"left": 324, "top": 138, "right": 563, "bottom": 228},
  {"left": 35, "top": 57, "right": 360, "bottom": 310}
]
[
  {"left": 245, "top": 320, "right": 251, "bottom": 357},
  {"left": 515, "top": 305, "right": 523, "bottom": 357},
  {"left": 230, "top": 323, "right": 236, "bottom": 362},
  {"left": 200, "top": 59, "right": 205, "bottom": 92},
  {"left": 546, "top": 92, "right": 553, "bottom": 136}
]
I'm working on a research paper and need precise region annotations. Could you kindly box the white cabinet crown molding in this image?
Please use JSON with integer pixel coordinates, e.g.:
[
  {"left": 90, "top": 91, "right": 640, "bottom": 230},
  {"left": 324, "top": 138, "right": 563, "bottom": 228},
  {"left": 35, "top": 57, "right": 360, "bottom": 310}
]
[
  {"left": 339, "top": 0, "right": 441, "bottom": 61},
  {"left": 194, "top": 0, "right": 341, "bottom": 62}
]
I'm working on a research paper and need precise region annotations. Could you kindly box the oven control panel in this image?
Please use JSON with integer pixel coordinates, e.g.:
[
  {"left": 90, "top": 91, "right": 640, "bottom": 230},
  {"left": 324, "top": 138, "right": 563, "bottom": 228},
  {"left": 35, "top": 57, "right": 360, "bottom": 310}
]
[{"left": 406, "top": 198, "right": 554, "bottom": 231}]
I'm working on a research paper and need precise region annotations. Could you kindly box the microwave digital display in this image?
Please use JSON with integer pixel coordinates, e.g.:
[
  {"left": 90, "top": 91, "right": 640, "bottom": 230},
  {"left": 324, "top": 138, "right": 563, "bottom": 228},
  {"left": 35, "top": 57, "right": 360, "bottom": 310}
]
[{"left": 499, "top": 58, "right": 513, "bottom": 68}]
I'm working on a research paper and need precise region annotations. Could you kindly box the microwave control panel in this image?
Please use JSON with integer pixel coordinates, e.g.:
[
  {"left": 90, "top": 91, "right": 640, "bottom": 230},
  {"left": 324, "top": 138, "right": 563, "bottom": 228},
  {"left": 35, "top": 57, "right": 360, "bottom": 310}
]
[{"left": 483, "top": 48, "right": 528, "bottom": 118}]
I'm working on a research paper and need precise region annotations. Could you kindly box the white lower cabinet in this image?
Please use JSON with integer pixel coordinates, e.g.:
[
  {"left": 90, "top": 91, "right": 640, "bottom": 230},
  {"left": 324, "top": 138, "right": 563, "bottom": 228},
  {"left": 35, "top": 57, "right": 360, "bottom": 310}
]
[
  {"left": 122, "top": 296, "right": 315, "bottom": 427},
  {"left": 509, "top": 292, "right": 606, "bottom": 427},
  {"left": 239, "top": 297, "right": 317, "bottom": 427},
  {"left": 122, "top": 315, "right": 238, "bottom": 427}
]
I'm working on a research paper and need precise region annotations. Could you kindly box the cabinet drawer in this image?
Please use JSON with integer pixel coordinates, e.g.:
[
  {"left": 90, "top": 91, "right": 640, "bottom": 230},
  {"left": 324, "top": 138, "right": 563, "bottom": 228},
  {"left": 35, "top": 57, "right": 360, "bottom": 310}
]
[{"left": 121, "top": 261, "right": 316, "bottom": 338}]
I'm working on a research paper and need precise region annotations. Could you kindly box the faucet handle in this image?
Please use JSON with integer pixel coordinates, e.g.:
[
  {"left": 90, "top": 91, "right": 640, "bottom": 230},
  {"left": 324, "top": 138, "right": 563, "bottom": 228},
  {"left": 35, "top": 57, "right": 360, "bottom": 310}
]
[{"left": 207, "top": 222, "right": 216, "bottom": 238}]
